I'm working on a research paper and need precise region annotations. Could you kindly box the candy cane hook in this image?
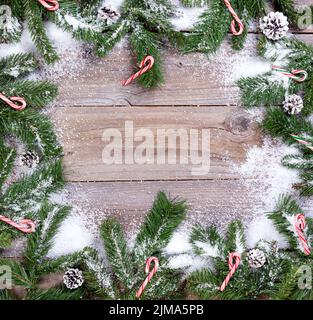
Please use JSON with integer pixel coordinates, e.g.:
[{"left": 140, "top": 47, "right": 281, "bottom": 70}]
[
  {"left": 0, "top": 93, "right": 26, "bottom": 111},
  {"left": 0, "top": 215, "right": 36, "bottom": 234},
  {"left": 122, "top": 55, "right": 155, "bottom": 86},
  {"left": 220, "top": 252, "right": 241, "bottom": 292},
  {"left": 38, "top": 0, "right": 59, "bottom": 11},
  {"left": 272, "top": 66, "right": 308, "bottom": 83},
  {"left": 295, "top": 214, "right": 311, "bottom": 256},
  {"left": 136, "top": 257, "right": 159, "bottom": 298},
  {"left": 223, "top": 1, "right": 244, "bottom": 36},
  {"left": 290, "top": 134, "right": 313, "bottom": 152}
]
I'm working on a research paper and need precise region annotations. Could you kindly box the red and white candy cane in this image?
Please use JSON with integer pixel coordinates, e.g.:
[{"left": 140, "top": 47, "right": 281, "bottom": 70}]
[
  {"left": 0, "top": 215, "right": 36, "bottom": 234},
  {"left": 295, "top": 214, "right": 311, "bottom": 256},
  {"left": 122, "top": 55, "right": 154, "bottom": 86},
  {"left": 136, "top": 257, "right": 159, "bottom": 298},
  {"left": 290, "top": 134, "right": 313, "bottom": 152},
  {"left": 272, "top": 66, "right": 308, "bottom": 83},
  {"left": 223, "top": 0, "right": 244, "bottom": 36},
  {"left": 220, "top": 252, "right": 241, "bottom": 292},
  {"left": 38, "top": 0, "right": 59, "bottom": 11},
  {"left": 0, "top": 93, "right": 26, "bottom": 111}
]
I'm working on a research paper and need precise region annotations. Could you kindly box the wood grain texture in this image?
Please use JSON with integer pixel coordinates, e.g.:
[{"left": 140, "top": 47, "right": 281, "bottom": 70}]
[
  {"left": 55, "top": 46, "right": 238, "bottom": 107},
  {"left": 2, "top": 0, "right": 313, "bottom": 272},
  {"left": 295, "top": 0, "right": 313, "bottom": 7},
  {"left": 66, "top": 180, "right": 262, "bottom": 235},
  {"left": 285, "top": 0, "right": 313, "bottom": 34},
  {"left": 51, "top": 106, "right": 261, "bottom": 181},
  {"left": 1, "top": 179, "right": 262, "bottom": 258},
  {"left": 55, "top": 34, "right": 313, "bottom": 108}
]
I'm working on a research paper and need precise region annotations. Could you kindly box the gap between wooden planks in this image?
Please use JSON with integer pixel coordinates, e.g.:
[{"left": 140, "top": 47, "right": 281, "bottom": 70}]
[
  {"left": 54, "top": 34, "right": 313, "bottom": 107},
  {"left": 51, "top": 34, "right": 312, "bottom": 182},
  {"left": 51, "top": 106, "right": 260, "bottom": 182},
  {"left": 3, "top": 0, "right": 313, "bottom": 283},
  {"left": 47, "top": 27, "right": 313, "bottom": 231}
]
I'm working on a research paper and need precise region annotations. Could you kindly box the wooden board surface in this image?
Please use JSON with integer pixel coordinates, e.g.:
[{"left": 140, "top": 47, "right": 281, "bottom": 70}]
[
  {"left": 295, "top": 0, "right": 312, "bottom": 9},
  {"left": 51, "top": 106, "right": 260, "bottom": 181},
  {"left": 2, "top": 0, "right": 313, "bottom": 282},
  {"left": 54, "top": 34, "right": 313, "bottom": 108},
  {"left": 66, "top": 180, "right": 262, "bottom": 235},
  {"left": 47, "top": 11, "right": 313, "bottom": 230},
  {"left": 36, "top": 0, "right": 313, "bottom": 237}
]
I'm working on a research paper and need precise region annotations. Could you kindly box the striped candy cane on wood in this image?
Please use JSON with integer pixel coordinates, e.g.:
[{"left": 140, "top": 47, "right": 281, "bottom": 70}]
[
  {"left": 290, "top": 134, "right": 313, "bottom": 152},
  {"left": 295, "top": 214, "right": 311, "bottom": 256},
  {"left": 136, "top": 257, "right": 159, "bottom": 298},
  {"left": 122, "top": 56, "right": 155, "bottom": 86},
  {"left": 223, "top": 1, "right": 244, "bottom": 36},
  {"left": 0, "top": 215, "right": 36, "bottom": 234},
  {"left": 272, "top": 66, "right": 308, "bottom": 83},
  {"left": 0, "top": 93, "right": 26, "bottom": 111},
  {"left": 38, "top": 0, "right": 59, "bottom": 11},
  {"left": 220, "top": 252, "right": 241, "bottom": 292}
]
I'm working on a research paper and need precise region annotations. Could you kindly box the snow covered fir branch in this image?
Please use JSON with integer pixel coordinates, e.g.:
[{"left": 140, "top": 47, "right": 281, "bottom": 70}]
[
  {"left": 2, "top": 1, "right": 313, "bottom": 302},
  {"left": 1, "top": 1, "right": 306, "bottom": 88},
  {"left": 0, "top": 0, "right": 184, "bottom": 87},
  {"left": 0, "top": 52, "right": 64, "bottom": 249},
  {"left": 54, "top": 0, "right": 185, "bottom": 87},
  {"left": 238, "top": 16, "right": 313, "bottom": 196},
  {"left": 3, "top": 189, "right": 313, "bottom": 300},
  {"left": 81, "top": 191, "right": 187, "bottom": 300},
  {"left": 0, "top": 202, "right": 83, "bottom": 300},
  {"left": 186, "top": 222, "right": 291, "bottom": 300},
  {"left": 183, "top": 0, "right": 299, "bottom": 53},
  {"left": 76, "top": 193, "right": 313, "bottom": 300},
  {"left": 164, "top": 195, "right": 313, "bottom": 300},
  {"left": 0, "top": 52, "right": 84, "bottom": 300}
]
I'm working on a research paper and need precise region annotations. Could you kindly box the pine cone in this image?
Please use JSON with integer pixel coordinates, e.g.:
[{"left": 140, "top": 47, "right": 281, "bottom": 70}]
[
  {"left": 19, "top": 150, "right": 40, "bottom": 168},
  {"left": 63, "top": 268, "right": 84, "bottom": 290},
  {"left": 247, "top": 249, "right": 266, "bottom": 268},
  {"left": 259, "top": 12, "right": 289, "bottom": 41},
  {"left": 97, "top": 6, "right": 120, "bottom": 24},
  {"left": 283, "top": 94, "right": 304, "bottom": 115}
]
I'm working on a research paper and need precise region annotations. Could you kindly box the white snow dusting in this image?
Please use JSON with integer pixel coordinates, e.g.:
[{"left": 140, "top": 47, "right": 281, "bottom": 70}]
[
  {"left": 101, "top": 0, "right": 124, "bottom": 10},
  {"left": 165, "top": 231, "right": 214, "bottom": 273},
  {"left": 0, "top": 3, "right": 306, "bottom": 259},
  {"left": 0, "top": 26, "right": 35, "bottom": 58},
  {"left": 234, "top": 137, "right": 301, "bottom": 217},
  {"left": 164, "top": 231, "right": 192, "bottom": 254},
  {"left": 170, "top": 1, "right": 206, "bottom": 30},
  {"left": 168, "top": 254, "right": 207, "bottom": 273},
  {"left": 246, "top": 216, "right": 289, "bottom": 249},
  {"left": 210, "top": 37, "right": 271, "bottom": 88},
  {"left": 47, "top": 213, "right": 93, "bottom": 258}
]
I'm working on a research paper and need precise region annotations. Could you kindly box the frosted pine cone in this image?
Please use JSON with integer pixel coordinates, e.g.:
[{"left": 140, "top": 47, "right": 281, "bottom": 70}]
[
  {"left": 259, "top": 12, "right": 289, "bottom": 40},
  {"left": 247, "top": 249, "right": 266, "bottom": 268},
  {"left": 63, "top": 268, "right": 84, "bottom": 290},
  {"left": 19, "top": 150, "right": 40, "bottom": 168},
  {"left": 283, "top": 94, "right": 304, "bottom": 115},
  {"left": 97, "top": 6, "right": 120, "bottom": 25}
]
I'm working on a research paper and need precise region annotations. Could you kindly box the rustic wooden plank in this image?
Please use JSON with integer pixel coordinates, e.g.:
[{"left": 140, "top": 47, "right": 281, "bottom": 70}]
[
  {"left": 290, "top": 0, "right": 313, "bottom": 33},
  {"left": 295, "top": 0, "right": 312, "bottom": 7},
  {"left": 1, "top": 179, "right": 262, "bottom": 257},
  {"left": 66, "top": 180, "right": 262, "bottom": 236},
  {"left": 55, "top": 45, "right": 238, "bottom": 107},
  {"left": 55, "top": 34, "right": 313, "bottom": 108},
  {"left": 50, "top": 106, "right": 261, "bottom": 182},
  {"left": 1, "top": 178, "right": 260, "bottom": 258}
]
